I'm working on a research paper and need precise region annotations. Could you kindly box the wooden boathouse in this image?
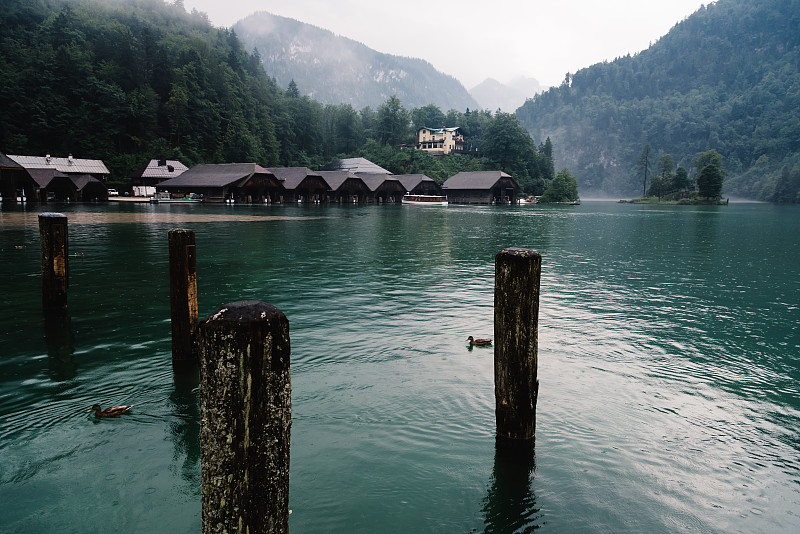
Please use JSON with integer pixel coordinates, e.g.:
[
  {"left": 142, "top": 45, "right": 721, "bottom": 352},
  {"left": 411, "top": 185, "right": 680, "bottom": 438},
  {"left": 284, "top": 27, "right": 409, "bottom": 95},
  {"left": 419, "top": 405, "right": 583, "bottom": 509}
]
[
  {"left": 267, "top": 167, "right": 329, "bottom": 204},
  {"left": 1, "top": 153, "right": 110, "bottom": 202},
  {"left": 157, "top": 163, "right": 282, "bottom": 203},
  {"left": 395, "top": 174, "right": 443, "bottom": 196},
  {"left": 442, "top": 171, "right": 520, "bottom": 204},
  {"left": 317, "top": 170, "right": 371, "bottom": 203}
]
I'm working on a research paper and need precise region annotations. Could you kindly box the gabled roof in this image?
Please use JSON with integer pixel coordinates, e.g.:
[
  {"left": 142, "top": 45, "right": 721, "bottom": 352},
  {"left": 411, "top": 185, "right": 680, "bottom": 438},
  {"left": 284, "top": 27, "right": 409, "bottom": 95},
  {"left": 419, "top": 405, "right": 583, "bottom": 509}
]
[
  {"left": 137, "top": 159, "right": 188, "bottom": 179},
  {"left": 418, "top": 127, "right": 461, "bottom": 134},
  {"left": 0, "top": 154, "right": 23, "bottom": 169},
  {"left": 317, "top": 170, "right": 360, "bottom": 190},
  {"left": 442, "top": 171, "right": 515, "bottom": 190},
  {"left": 7, "top": 154, "right": 109, "bottom": 174},
  {"left": 27, "top": 168, "right": 69, "bottom": 188},
  {"left": 394, "top": 174, "right": 435, "bottom": 192},
  {"left": 322, "top": 157, "right": 391, "bottom": 175},
  {"left": 70, "top": 174, "right": 103, "bottom": 190},
  {"left": 266, "top": 167, "right": 323, "bottom": 189},
  {"left": 358, "top": 173, "right": 403, "bottom": 192},
  {"left": 159, "top": 163, "right": 272, "bottom": 188}
]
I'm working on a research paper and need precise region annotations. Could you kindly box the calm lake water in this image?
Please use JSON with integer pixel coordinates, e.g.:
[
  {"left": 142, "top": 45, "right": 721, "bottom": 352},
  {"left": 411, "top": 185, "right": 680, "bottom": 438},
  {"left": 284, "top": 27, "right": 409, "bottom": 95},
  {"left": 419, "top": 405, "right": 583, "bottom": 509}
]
[{"left": 1, "top": 200, "right": 798, "bottom": 533}]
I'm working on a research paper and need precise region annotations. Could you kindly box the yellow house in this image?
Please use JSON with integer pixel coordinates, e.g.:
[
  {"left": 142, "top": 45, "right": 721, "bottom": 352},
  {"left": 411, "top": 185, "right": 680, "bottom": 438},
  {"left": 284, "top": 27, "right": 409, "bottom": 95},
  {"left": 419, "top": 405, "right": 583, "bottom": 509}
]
[{"left": 416, "top": 127, "right": 465, "bottom": 155}]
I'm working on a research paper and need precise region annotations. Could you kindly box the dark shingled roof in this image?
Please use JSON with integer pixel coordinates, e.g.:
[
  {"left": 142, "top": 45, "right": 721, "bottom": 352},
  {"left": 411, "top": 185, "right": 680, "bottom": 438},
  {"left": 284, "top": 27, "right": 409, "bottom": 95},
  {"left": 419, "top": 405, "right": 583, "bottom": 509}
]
[
  {"left": 394, "top": 174, "right": 435, "bottom": 192},
  {"left": 266, "top": 167, "right": 323, "bottom": 190},
  {"left": 158, "top": 163, "right": 271, "bottom": 188},
  {"left": 442, "top": 171, "right": 514, "bottom": 190},
  {"left": 27, "top": 168, "right": 68, "bottom": 188},
  {"left": 317, "top": 170, "right": 359, "bottom": 190},
  {"left": 358, "top": 173, "right": 403, "bottom": 192},
  {"left": 70, "top": 174, "right": 103, "bottom": 190},
  {"left": 322, "top": 157, "right": 392, "bottom": 175},
  {"left": 0, "top": 154, "right": 23, "bottom": 168}
]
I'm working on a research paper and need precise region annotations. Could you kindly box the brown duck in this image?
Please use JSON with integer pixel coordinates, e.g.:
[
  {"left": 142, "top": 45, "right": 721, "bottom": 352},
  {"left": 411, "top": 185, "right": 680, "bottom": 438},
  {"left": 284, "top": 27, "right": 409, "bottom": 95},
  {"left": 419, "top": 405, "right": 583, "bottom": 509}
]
[
  {"left": 87, "top": 404, "right": 133, "bottom": 417},
  {"left": 467, "top": 336, "right": 492, "bottom": 346}
]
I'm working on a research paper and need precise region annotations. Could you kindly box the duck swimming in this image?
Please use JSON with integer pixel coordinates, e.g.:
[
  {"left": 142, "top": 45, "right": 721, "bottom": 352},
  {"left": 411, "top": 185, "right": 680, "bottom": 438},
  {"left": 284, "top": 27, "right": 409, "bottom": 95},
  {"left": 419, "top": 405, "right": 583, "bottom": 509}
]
[
  {"left": 467, "top": 336, "right": 492, "bottom": 346},
  {"left": 87, "top": 404, "right": 133, "bottom": 417}
]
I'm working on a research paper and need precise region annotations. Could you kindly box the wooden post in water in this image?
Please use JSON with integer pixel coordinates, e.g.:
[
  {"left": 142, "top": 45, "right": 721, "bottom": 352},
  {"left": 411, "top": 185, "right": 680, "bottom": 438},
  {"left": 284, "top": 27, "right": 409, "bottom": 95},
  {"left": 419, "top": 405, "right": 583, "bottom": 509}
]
[
  {"left": 198, "top": 300, "right": 291, "bottom": 534},
  {"left": 494, "top": 248, "right": 541, "bottom": 442},
  {"left": 38, "top": 212, "right": 68, "bottom": 314},
  {"left": 168, "top": 228, "right": 198, "bottom": 363}
]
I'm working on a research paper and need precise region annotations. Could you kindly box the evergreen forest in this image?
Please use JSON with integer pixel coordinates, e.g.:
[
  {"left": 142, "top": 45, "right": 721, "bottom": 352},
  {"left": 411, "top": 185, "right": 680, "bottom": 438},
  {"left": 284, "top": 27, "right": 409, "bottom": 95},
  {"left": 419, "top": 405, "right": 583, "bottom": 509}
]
[
  {"left": 0, "top": 0, "right": 554, "bottom": 195},
  {"left": 516, "top": 0, "right": 800, "bottom": 202}
]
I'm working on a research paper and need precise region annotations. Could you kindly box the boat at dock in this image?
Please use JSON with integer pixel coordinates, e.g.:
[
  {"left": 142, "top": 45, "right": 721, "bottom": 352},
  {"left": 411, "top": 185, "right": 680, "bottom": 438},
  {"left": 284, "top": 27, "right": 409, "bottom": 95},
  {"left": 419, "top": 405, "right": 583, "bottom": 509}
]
[
  {"left": 401, "top": 194, "right": 448, "bottom": 206},
  {"left": 150, "top": 192, "right": 203, "bottom": 204}
]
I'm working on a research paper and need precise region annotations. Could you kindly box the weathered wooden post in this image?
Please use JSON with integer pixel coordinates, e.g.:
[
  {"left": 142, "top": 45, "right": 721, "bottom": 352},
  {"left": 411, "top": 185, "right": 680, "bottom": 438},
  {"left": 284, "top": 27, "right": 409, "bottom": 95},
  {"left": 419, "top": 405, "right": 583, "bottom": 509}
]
[
  {"left": 199, "top": 300, "right": 291, "bottom": 534},
  {"left": 168, "top": 228, "right": 198, "bottom": 363},
  {"left": 39, "top": 212, "right": 68, "bottom": 314},
  {"left": 494, "top": 247, "right": 541, "bottom": 442}
]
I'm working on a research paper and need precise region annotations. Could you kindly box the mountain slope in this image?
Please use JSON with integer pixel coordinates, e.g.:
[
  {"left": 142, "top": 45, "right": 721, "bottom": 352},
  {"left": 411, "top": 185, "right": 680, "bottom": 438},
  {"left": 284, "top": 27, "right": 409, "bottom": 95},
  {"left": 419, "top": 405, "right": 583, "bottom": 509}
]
[
  {"left": 516, "top": 0, "right": 800, "bottom": 200},
  {"left": 233, "top": 12, "right": 478, "bottom": 112}
]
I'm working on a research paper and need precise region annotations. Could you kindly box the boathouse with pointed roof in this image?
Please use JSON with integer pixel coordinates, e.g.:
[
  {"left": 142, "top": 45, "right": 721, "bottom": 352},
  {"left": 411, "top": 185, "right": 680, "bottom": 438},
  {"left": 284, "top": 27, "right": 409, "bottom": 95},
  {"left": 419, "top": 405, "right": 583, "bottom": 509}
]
[
  {"left": 2, "top": 153, "right": 110, "bottom": 202},
  {"left": 131, "top": 159, "right": 188, "bottom": 187},
  {"left": 267, "top": 167, "right": 329, "bottom": 204},
  {"left": 318, "top": 170, "right": 371, "bottom": 203},
  {"left": 359, "top": 173, "right": 406, "bottom": 204},
  {"left": 395, "top": 174, "right": 443, "bottom": 196},
  {"left": 157, "top": 163, "right": 282, "bottom": 202},
  {"left": 442, "top": 171, "right": 520, "bottom": 204}
]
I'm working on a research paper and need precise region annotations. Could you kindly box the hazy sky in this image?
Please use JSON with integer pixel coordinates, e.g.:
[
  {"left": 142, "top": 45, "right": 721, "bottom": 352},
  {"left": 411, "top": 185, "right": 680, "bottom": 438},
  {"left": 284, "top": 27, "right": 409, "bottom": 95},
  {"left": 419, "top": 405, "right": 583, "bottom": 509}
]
[{"left": 182, "top": 0, "right": 706, "bottom": 89}]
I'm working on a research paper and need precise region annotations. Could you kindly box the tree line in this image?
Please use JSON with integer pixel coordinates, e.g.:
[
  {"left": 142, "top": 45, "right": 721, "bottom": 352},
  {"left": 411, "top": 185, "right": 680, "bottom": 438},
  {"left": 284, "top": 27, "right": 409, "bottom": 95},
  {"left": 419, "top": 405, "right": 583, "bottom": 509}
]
[
  {"left": 0, "top": 0, "right": 560, "bottom": 196},
  {"left": 516, "top": 0, "right": 800, "bottom": 203}
]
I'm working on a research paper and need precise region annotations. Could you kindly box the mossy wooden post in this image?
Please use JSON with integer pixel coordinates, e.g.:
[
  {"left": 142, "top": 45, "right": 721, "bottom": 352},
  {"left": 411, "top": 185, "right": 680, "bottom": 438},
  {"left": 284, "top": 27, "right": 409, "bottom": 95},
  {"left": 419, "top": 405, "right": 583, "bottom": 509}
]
[
  {"left": 39, "top": 213, "right": 68, "bottom": 314},
  {"left": 494, "top": 248, "right": 541, "bottom": 442},
  {"left": 199, "top": 300, "right": 291, "bottom": 534},
  {"left": 168, "top": 228, "right": 198, "bottom": 363}
]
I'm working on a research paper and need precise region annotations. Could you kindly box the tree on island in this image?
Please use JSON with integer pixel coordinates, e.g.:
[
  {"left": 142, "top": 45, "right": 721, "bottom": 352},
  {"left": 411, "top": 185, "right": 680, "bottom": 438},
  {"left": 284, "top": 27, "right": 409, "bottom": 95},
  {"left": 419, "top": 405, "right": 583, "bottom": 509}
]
[
  {"left": 637, "top": 144, "right": 652, "bottom": 197},
  {"left": 539, "top": 168, "right": 579, "bottom": 203},
  {"left": 694, "top": 149, "right": 726, "bottom": 199}
]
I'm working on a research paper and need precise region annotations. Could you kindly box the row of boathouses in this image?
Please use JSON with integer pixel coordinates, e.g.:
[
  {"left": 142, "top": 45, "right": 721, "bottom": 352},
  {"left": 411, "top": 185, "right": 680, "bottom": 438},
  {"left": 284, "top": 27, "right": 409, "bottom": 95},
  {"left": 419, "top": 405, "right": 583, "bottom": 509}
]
[{"left": 1, "top": 155, "right": 522, "bottom": 205}]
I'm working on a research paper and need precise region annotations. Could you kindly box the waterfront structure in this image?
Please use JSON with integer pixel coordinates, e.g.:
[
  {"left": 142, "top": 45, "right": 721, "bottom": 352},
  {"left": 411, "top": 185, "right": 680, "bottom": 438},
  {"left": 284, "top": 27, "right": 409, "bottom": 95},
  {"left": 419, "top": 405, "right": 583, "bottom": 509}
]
[
  {"left": 322, "top": 157, "right": 392, "bottom": 175},
  {"left": 157, "top": 163, "right": 282, "bottom": 203},
  {"left": 267, "top": 167, "right": 329, "bottom": 204},
  {"left": 1, "top": 153, "right": 110, "bottom": 202},
  {"left": 358, "top": 173, "right": 406, "bottom": 204},
  {"left": 318, "top": 170, "right": 371, "bottom": 203},
  {"left": 395, "top": 174, "right": 443, "bottom": 196},
  {"left": 131, "top": 159, "right": 188, "bottom": 196},
  {"left": 416, "top": 127, "right": 465, "bottom": 156},
  {"left": 442, "top": 171, "right": 520, "bottom": 204}
]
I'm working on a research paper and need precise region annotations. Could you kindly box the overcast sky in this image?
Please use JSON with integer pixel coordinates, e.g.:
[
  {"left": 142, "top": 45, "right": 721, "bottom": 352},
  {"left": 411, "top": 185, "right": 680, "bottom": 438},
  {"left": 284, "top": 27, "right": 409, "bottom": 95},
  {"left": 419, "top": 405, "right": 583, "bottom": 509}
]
[{"left": 181, "top": 0, "right": 705, "bottom": 89}]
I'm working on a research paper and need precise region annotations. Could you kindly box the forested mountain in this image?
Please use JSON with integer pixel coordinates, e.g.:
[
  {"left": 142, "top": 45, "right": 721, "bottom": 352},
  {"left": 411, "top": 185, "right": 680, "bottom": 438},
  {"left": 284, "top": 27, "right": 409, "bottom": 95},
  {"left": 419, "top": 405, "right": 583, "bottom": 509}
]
[
  {"left": 516, "top": 0, "right": 800, "bottom": 201},
  {"left": 0, "top": 0, "right": 285, "bottom": 177},
  {"left": 0, "top": 0, "right": 553, "bottom": 194},
  {"left": 233, "top": 12, "right": 478, "bottom": 112}
]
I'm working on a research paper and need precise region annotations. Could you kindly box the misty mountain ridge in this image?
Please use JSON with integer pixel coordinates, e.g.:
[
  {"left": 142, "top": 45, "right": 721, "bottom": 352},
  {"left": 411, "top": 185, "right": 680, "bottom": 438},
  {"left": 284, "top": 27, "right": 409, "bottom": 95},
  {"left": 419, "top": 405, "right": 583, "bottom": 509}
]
[
  {"left": 234, "top": 12, "right": 478, "bottom": 111},
  {"left": 516, "top": 0, "right": 800, "bottom": 201},
  {"left": 470, "top": 77, "right": 545, "bottom": 113}
]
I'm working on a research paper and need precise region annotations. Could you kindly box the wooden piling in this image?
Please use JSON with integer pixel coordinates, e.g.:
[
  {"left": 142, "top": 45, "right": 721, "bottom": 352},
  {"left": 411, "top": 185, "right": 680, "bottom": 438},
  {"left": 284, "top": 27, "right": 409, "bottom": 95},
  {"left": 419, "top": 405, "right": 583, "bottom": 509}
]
[
  {"left": 494, "top": 247, "right": 541, "bottom": 441},
  {"left": 38, "top": 212, "right": 68, "bottom": 314},
  {"left": 168, "top": 228, "right": 198, "bottom": 363},
  {"left": 198, "top": 300, "right": 291, "bottom": 534}
]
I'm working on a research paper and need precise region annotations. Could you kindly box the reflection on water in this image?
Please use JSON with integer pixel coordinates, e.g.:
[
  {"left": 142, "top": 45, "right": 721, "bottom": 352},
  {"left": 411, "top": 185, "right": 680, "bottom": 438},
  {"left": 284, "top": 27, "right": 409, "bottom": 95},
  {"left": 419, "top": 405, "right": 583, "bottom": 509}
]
[
  {"left": 483, "top": 439, "right": 541, "bottom": 533},
  {"left": 169, "top": 366, "right": 201, "bottom": 487},
  {"left": 1, "top": 201, "right": 799, "bottom": 533},
  {"left": 44, "top": 313, "right": 76, "bottom": 381}
]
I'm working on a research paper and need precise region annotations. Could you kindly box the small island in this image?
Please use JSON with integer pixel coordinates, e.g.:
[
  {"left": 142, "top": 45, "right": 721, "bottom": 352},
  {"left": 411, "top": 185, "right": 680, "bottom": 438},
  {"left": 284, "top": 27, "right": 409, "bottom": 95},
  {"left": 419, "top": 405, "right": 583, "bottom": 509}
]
[{"left": 620, "top": 148, "right": 727, "bottom": 205}]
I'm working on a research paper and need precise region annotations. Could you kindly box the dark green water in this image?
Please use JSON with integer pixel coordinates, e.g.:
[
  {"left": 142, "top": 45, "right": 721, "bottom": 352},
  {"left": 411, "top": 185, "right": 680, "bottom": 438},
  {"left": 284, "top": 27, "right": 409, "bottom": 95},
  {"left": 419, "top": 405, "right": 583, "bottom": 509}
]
[{"left": 1, "top": 201, "right": 798, "bottom": 533}]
